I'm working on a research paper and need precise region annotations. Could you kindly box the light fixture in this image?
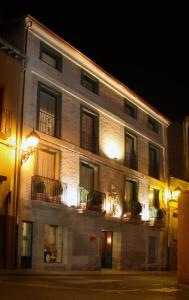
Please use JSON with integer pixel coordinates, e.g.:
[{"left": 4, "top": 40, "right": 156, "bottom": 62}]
[{"left": 21, "top": 129, "right": 40, "bottom": 164}]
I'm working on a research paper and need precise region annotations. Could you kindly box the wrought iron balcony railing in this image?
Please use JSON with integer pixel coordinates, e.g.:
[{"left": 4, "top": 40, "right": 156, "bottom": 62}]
[
  {"left": 78, "top": 187, "right": 105, "bottom": 212},
  {"left": 31, "top": 175, "right": 67, "bottom": 204},
  {"left": 39, "top": 110, "right": 55, "bottom": 136},
  {"left": 0, "top": 107, "right": 12, "bottom": 138}
]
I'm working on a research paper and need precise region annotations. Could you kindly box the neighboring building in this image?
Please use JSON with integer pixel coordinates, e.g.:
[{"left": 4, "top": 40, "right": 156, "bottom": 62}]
[
  {"left": 168, "top": 117, "right": 189, "bottom": 181},
  {"left": 0, "top": 36, "right": 24, "bottom": 268},
  {"left": 167, "top": 118, "right": 189, "bottom": 270},
  {"left": 2, "top": 15, "right": 170, "bottom": 271}
]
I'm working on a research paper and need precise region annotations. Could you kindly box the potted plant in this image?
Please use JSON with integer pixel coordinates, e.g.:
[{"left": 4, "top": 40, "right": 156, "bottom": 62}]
[
  {"left": 87, "top": 191, "right": 104, "bottom": 212},
  {"left": 130, "top": 201, "right": 142, "bottom": 218},
  {"left": 50, "top": 181, "right": 63, "bottom": 204},
  {"left": 35, "top": 177, "right": 45, "bottom": 201}
]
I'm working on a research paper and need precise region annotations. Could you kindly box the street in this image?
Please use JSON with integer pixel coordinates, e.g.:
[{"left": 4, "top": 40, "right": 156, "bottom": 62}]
[{"left": 0, "top": 272, "right": 189, "bottom": 300}]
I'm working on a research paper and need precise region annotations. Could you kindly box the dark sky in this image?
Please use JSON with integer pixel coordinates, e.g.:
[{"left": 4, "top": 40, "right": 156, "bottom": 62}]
[{"left": 1, "top": 2, "right": 188, "bottom": 121}]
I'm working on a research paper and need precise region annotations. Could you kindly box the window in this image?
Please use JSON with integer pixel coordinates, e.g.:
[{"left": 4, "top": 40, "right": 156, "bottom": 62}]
[
  {"left": 149, "top": 188, "right": 160, "bottom": 218},
  {"left": 148, "top": 236, "right": 158, "bottom": 264},
  {"left": 124, "top": 99, "right": 137, "bottom": 119},
  {"left": 44, "top": 224, "right": 63, "bottom": 263},
  {"left": 0, "top": 87, "right": 12, "bottom": 138},
  {"left": 125, "top": 132, "right": 137, "bottom": 170},
  {"left": 81, "top": 106, "right": 99, "bottom": 153},
  {"left": 80, "top": 160, "right": 99, "bottom": 203},
  {"left": 40, "top": 42, "right": 62, "bottom": 71},
  {"left": 37, "top": 83, "right": 61, "bottom": 138},
  {"left": 148, "top": 116, "right": 159, "bottom": 133},
  {"left": 149, "top": 144, "right": 160, "bottom": 179},
  {"left": 123, "top": 179, "right": 138, "bottom": 214},
  {"left": 81, "top": 70, "right": 99, "bottom": 94}
]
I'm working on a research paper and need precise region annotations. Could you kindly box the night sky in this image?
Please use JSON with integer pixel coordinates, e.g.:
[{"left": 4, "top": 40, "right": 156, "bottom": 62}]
[{"left": 1, "top": 2, "right": 188, "bottom": 121}]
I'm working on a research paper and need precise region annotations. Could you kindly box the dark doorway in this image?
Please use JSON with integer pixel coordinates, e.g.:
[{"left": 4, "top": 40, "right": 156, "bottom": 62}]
[
  {"left": 101, "top": 231, "right": 113, "bottom": 268},
  {"left": 21, "top": 221, "right": 33, "bottom": 268}
]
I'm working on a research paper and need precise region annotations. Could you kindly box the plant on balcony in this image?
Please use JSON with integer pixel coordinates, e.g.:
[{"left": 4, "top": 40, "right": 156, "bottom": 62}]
[
  {"left": 156, "top": 208, "right": 164, "bottom": 220},
  {"left": 130, "top": 201, "right": 142, "bottom": 217},
  {"left": 87, "top": 191, "right": 104, "bottom": 212},
  {"left": 35, "top": 177, "right": 45, "bottom": 201},
  {"left": 50, "top": 181, "right": 63, "bottom": 204}
]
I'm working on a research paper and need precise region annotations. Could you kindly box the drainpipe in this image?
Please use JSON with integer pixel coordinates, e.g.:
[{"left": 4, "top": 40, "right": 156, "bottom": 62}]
[{"left": 13, "top": 17, "right": 32, "bottom": 268}]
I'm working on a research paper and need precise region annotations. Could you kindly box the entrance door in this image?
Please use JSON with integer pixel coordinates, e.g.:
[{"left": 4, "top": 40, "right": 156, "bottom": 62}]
[
  {"left": 101, "top": 231, "right": 113, "bottom": 268},
  {"left": 21, "top": 221, "right": 33, "bottom": 268}
]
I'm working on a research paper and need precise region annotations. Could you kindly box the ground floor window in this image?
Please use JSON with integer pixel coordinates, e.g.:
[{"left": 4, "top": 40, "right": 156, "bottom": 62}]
[
  {"left": 148, "top": 236, "right": 158, "bottom": 264},
  {"left": 44, "top": 224, "right": 63, "bottom": 263}
]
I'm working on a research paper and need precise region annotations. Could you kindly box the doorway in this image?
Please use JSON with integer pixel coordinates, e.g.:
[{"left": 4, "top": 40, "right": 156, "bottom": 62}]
[
  {"left": 21, "top": 221, "right": 33, "bottom": 268},
  {"left": 101, "top": 231, "right": 113, "bottom": 268}
]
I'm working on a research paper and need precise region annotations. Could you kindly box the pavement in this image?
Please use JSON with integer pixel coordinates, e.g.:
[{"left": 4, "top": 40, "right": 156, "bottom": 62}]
[{"left": 0, "top": 268, "right": 177, "bottom": 276}]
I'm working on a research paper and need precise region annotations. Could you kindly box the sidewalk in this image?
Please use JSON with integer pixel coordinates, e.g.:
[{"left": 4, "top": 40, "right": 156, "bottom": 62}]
[{"left": 0, "top": 268, "right": 176, "bottom": 276}]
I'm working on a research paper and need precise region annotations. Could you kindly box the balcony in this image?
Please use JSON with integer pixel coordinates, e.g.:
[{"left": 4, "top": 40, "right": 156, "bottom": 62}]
[
  {"left": 0, "top": 107, "right": 12, "bottom": 139},
  {"left": 125, "top": 152, "right": 137, "bottom": 170},
  {"left": 78, "top": 187, "right": 105, "bottom": 212},
  {"left": 31, "top": 175, "right": 67, "bottom": 204}
]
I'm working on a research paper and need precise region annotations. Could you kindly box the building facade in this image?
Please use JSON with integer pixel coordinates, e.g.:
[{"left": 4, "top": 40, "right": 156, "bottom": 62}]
[
  {"left": 0, "top": 36, "right": 24, "bottom": 268},
  {"left": 2, "top": 16, "right": 171, "bottom": 271}
]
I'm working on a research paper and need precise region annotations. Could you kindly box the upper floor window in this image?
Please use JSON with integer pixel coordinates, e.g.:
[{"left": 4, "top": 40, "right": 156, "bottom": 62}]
[
  {"left": 149, "top": 144, "right": 160, "bottom": 179},
  {"left": 81, "top": 70, "right": 99, "bottom": 94},
  {"left": 0, "top": 87, "right": 12, "bottom": 138},
  {"left": 40, "top": 42, "right": 62, "bottom": 71},
  {"left": 80, "top": 106, "right": 99, "bottom": 154},
  {"left": 148, "top": 116, "right": 159, "bottom": 133},
  {"left": 37, "top": 83, "right": 61, "bottom": 138},
  {"left": 124, "top": 99, "right": 137, "bottom": 119},
  {"left": 125, "top": 131, "right": 137, "bottom": 170},
  {"left": 123, "top": 178, "right": 138, "bottom": 214}
]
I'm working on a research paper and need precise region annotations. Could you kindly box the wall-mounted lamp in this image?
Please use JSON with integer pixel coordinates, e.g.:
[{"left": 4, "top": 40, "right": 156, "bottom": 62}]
[{"left": 21, "top": 129, "right": 40, "bottom": 164}]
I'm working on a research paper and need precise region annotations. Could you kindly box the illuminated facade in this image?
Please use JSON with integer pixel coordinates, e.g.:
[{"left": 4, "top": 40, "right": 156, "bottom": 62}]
[
  {"left": 0, "top": 36, "right": 24, "bottom": 268},
  {"left": 2, "top": 16, "right": 171, "bottom": 270}
]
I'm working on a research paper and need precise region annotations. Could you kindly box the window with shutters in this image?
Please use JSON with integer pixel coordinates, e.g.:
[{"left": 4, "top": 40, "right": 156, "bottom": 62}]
[
  {"left": 40, "top": 42, "right": 62, "bottom": 71},
  {"left": 149, "top": 144, "right": 160, "bottom": 179},
  {"left": 125, "top": 131, "right": 137, "bottom": 170},
  {"left": 81, "top": 70, "right": 99, "bottom": 94},
  {"left": 80, "top": 106, "right": 99, "bottom": 154},
  {"left": 37, "top": 83, "right": 61, "bottom": 138}
]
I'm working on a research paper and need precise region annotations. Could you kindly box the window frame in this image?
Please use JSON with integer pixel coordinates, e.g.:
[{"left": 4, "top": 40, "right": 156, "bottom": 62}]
[
  {"left": 148, "top": 144, "right": 160, "bottom": 179},
  {"left": 125, "top": 131, "right": 138, "bottom": 170},
  {"left": 81, "top": 69, "right": 99, "bottom": 94},
  {"left": 80, "top": 105, "right": 99, "bottom": 154},
  {"left": 80, "top": 159, "right": 99, "bottom": 193},
  {"left": 124, "top": 99, "right": 137, "bottom": 119},
  {"left": 123, "top": 178, "right": 138, "bottom": 214},
  {"left": 37, "top": 82, "right": 62, "bottom": 139},
  {"left": 40, "top": 42, "right": 62, "bottom": 72},
  {"left": 148, "top": 116, "right": 159, "bottom": 133}
]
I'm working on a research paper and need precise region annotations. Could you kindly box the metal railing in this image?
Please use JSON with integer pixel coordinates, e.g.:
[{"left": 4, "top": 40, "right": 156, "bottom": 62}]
[
  {"left": 31, "top": 175, "right": 67, "bottom": 204},
  {"left": 78, "top": 187, "right": 105, "bottom": 212},
  {"left": 39, "top": 110, "right": 55, "bottom": 136},
  {"left": 0, "top": 107, "right": 12, "bottom": 138}
]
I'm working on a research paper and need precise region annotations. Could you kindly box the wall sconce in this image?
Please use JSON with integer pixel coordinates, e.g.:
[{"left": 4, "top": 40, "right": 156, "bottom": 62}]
[{"left": 21, "top": 129, "right": 40, "bottom": 164}]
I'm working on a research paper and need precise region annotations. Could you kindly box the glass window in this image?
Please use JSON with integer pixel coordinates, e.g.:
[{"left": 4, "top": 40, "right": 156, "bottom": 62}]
[
  {"left": 44, "top": 224, "right": 63, "bottom": 263},
  {"left": 149, "top": 144, "right": 160, "bottom": 179},
  {"left": 125, "top": 132, "right": 137, "bottom": 170},
  {"left": 81, "top": 107, "right": 98, "bottom": 154},
  {"left": 81, "top": 70, "right": 99, "bottom": 94},
  {"left": 123, "top": 179, "right": 137, "bottom": 213},
  {"left": 124, "top": 99, "right": 137, "bottom": 119},
  {"left": 148, "top": 116, "right": 159, "bottom": 133},
  {"left": 40, "top": 42, "right": 62, "bottom": 71},
  {"left": 37, "top": 83, "right": 61, "bottom": 138}
]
